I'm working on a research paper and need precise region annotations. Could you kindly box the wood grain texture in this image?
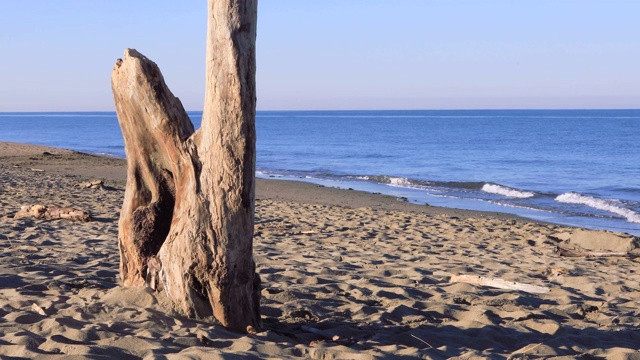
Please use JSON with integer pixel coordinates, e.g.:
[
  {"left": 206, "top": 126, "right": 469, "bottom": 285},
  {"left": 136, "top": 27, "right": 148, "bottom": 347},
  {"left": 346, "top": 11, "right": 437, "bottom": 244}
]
[{"left": 111, "top": 0, "right": 260, "bottom": 332}]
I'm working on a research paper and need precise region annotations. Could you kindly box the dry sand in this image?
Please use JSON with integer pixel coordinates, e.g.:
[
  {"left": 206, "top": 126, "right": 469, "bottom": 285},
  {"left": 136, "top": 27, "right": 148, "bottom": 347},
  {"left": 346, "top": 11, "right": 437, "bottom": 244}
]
[{"left": 1, "top": 141, "right": 639, "bottom": 359}]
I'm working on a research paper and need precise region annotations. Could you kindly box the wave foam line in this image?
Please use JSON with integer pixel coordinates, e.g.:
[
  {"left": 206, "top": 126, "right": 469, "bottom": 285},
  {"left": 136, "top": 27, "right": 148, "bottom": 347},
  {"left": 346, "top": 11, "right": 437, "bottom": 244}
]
[
  {"left": 388, "top": 177, "right": 411, "bottom": 187},
  {"left": 379, "top": 176, "right": 436, "bottom": 191},
  {"left": 556, "top": 192, "right": 640, "bottom": 224},
  {"left": 482, "top": 184, "right": 535, "bottom": 198},
  {"left": 357, "top": 175, "right": 412, "bottom": 186}
]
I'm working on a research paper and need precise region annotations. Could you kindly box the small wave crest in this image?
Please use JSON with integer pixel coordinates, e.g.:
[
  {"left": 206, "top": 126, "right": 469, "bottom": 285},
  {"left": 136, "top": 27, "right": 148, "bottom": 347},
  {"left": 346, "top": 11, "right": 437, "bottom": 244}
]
[
  {"left": 556, "top": 192, "right": 640, "bottom": 224},
  {"left": 482, "top": 184, "right": 535, "bottom": 198},
  {"left": 355, "top": 175, "right": 488, "bottom": 192},
  {"left": 93, "top": 152, "right": 124, "bottom": 159},
  {"left": 256, "top": 170, "right": 284, "bottom": 178},
  {"left": 388, "top": 177, "right": 413, "bottom": 187},
  {"left": 358, "top": 176, "right": 433, "bottom": 190},
  {"left": 356, "top": 175, "right": 409, "bottom": 185}
]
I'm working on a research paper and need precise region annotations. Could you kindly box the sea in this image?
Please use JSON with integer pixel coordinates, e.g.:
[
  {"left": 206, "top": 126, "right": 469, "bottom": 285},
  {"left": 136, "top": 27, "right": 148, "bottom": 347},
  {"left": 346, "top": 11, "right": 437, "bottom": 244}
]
[{"left": 1, "top": 109, "right": 639, "bottom": 236}]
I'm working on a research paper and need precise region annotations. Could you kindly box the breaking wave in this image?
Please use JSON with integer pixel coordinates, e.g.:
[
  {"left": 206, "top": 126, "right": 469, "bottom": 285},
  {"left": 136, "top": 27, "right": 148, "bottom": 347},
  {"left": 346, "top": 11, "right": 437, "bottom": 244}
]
[
  {"left": 355, "top": 176, "right": 432, "bottom": 190},
  {"left": 482, "top": 184, "right": 535, "bottom": 198},
  {"left": 556, "top": 192, "right": 640, "bottom": 224}
]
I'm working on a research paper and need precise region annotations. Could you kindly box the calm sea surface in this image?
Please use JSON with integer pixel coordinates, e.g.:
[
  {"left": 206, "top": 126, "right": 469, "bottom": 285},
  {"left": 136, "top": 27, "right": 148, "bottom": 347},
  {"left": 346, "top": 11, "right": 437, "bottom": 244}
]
[{"left": 1, "top": 110, "right": 639, "bottom": 235}]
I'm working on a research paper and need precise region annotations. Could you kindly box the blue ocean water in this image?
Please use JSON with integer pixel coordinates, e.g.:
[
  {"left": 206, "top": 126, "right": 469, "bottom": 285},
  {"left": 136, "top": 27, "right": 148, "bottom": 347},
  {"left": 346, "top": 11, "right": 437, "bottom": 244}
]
[{"left": 1, "top": 110, "right": 639, "bottom": 235}]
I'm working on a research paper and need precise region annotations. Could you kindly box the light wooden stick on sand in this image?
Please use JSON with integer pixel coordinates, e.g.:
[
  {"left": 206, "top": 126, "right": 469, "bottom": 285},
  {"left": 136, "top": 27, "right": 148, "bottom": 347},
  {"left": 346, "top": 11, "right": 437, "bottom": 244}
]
[
  {"left": 449, "top": 274, "right": 551, "bottom": 294},
  {"left": 15, "top": 205, "right": 92, "bottom": 222},
  {"left": 555, "top": 246, "right": 637, "bottom": 258}
]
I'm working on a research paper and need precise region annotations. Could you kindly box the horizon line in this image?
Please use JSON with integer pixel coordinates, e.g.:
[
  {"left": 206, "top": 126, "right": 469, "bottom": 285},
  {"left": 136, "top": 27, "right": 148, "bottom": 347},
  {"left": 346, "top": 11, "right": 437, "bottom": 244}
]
[{"left": 1, "top": 108, "right": 640, "bottom": 113}]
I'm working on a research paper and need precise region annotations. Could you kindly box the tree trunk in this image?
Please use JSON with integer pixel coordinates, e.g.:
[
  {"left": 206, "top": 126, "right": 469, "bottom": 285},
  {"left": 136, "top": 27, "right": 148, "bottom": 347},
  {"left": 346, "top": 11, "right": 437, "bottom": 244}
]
[{"left": 110, "top": 0, "right": 259, "bottom": 332}]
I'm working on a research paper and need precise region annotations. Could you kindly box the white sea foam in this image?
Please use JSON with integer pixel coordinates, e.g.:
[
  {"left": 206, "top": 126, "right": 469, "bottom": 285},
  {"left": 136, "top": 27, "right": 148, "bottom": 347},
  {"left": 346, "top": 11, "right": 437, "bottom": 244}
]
[
  {"left": 355, "top": 176, "right": 413, "bottom": 186},
  {"left": 388, "top": 177, "right": 412, "bottom": 187},
  {"left": 380, "top": 176, "right": 436, "bottom": 191},
  {"left": 256, "top": 170, "right": 283, "bottom": 178},
  {"left": 482, "top": 184, "right": 535, "bottom": 198},
  {"left": 556, "top": 192, "right": 640, "bottom": 224},
  {"left": 93, "top": 152, "right": 122, "bottom": 158}
]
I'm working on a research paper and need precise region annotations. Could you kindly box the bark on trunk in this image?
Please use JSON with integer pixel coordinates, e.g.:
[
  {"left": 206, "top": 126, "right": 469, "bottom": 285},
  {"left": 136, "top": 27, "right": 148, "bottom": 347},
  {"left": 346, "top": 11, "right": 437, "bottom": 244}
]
[{"left": 110, "top": 0, "right": 259, "bottom": 332}]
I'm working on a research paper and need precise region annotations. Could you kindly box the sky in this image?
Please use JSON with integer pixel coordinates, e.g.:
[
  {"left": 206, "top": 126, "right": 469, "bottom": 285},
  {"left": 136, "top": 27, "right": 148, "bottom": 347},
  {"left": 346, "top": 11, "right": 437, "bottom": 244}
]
[{"left": 0, "top": 1, "right": 638, "bottom": 111}]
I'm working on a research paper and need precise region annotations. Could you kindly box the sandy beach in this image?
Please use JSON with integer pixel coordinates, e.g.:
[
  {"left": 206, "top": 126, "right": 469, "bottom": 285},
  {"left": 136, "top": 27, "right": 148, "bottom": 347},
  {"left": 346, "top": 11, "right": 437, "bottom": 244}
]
[{"left": 1, "top": 141, "right": 639, "bottom": 359}]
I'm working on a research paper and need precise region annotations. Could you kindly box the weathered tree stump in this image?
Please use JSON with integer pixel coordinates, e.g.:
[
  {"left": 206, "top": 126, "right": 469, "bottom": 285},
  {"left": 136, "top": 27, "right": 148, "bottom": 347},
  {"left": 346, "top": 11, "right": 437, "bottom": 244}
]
[{"left": 110, "top": 0, "right": 259, "bottom": 332}]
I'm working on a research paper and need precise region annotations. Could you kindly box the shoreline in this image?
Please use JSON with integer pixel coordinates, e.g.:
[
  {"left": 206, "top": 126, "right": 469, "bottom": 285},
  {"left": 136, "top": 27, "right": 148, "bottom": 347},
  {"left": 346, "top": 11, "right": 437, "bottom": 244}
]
[
  {"left": 0, "top": 141, "right": 546, "bottom": 226},
  {"left": 3, "top": 137, "right": 639, "bottom": 236},
  {"left": 3, "top": 109, "right": 640, "bottom": 237},
  {"left": 2, "top": 140, "right": 640, "bottom": 358}
]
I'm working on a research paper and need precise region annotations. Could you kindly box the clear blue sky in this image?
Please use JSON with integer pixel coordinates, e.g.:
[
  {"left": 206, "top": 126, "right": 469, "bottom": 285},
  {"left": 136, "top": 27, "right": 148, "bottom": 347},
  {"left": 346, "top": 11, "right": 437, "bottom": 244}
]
[{"left": 0, "top": 1, "right": 638, "bottom": 111}]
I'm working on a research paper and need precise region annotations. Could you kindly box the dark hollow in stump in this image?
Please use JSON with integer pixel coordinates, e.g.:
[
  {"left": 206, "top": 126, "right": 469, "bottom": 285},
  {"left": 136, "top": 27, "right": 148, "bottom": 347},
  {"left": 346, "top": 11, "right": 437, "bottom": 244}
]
[{"left": 110, "top": 0, "right": 260, "bottom": 333}]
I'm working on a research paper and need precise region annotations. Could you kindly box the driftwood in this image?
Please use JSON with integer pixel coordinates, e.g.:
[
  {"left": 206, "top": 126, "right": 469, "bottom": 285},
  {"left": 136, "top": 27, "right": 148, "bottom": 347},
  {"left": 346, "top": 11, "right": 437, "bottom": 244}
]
[
  {"left": 76, "top": 179, "right": 104, "bottom": 189},
  {"left": 110, "top": 0, "right": 260, "bottom": 332},
  {"left": 555, "top": 246, "right": 638, "bottom": 259},
  {"left": 15, "top": 205, "right": 91, "bottom": 222},
  {"left": 31, "top": 303, "right": 47, "bottom": 316},
  {"left": 449, "top": 274, "right": 550, "bottom": 294},
  {"left": 145, "top": 257, "right": 163, "bottom": 291},
  {"left": 410, "top": 334, "right": 433, "bottom": 348}
]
